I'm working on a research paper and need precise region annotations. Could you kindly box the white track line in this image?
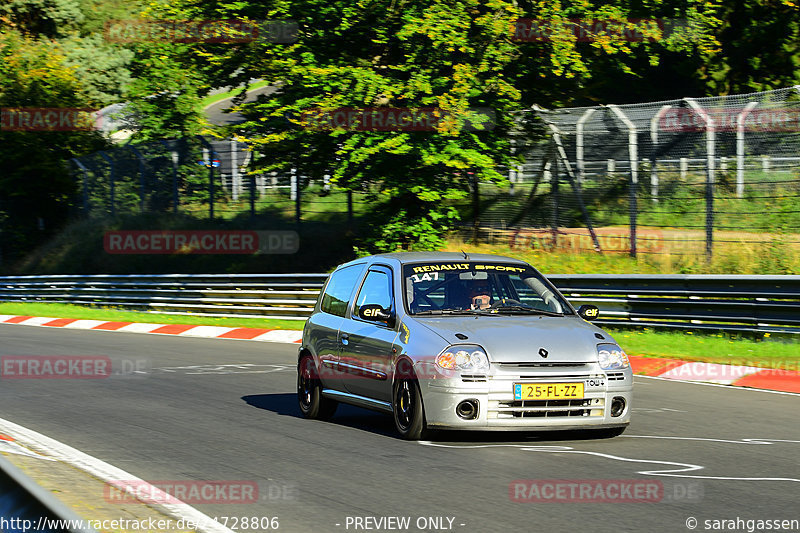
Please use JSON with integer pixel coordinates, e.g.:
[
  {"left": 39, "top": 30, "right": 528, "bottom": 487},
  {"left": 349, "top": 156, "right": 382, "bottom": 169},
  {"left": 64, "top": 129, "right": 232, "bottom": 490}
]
[
  {"left": 635, "top": 375, "right": 800, "bottom": 397},
  {"left": 0, "top": 417, "right": 234, "bottom": 533}
]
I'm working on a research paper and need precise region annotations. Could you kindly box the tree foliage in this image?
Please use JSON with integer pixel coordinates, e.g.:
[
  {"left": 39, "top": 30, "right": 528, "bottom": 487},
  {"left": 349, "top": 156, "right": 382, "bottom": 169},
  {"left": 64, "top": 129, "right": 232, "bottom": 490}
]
[{"left": 4, "top": 0, "right": 800, "bottom": 259}]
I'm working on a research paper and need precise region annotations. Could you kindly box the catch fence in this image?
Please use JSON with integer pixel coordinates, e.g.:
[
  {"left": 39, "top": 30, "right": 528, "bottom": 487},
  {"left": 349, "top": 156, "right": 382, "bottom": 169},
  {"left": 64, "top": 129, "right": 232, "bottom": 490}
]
[{"left": 70, "top": 88, "right": 800, "bottom": 259}]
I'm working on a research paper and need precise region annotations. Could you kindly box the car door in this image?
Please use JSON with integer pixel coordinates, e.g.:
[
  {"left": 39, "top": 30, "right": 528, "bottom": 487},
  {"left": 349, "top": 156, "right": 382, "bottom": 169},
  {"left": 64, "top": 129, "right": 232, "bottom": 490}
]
[
  {"left": 309, "top": 263, "right": 366, "bottom": 392},
  {"left": 338, "top": 265, "right": 399, "bottom": 402}
]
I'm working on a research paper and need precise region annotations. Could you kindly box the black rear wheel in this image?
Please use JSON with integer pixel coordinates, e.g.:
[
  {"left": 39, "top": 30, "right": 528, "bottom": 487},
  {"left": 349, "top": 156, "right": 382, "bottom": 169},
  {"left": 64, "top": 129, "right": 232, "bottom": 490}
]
[{"left": 297, "top": 355, "right": 337, "bottom": 420}]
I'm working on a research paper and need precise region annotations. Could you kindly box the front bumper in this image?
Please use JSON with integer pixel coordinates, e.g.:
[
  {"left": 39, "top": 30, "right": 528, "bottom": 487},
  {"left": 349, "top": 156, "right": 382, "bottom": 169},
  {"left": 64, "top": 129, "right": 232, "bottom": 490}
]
[{"left": 417, "top": 362, "right": 632, "bottom": 430}]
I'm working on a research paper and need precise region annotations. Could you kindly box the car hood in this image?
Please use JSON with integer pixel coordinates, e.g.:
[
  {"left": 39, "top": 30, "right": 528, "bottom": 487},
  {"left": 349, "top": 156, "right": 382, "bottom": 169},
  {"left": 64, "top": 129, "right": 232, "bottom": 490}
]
[{"left": 412, "top": 315, "right": 607, "bottom": 363}]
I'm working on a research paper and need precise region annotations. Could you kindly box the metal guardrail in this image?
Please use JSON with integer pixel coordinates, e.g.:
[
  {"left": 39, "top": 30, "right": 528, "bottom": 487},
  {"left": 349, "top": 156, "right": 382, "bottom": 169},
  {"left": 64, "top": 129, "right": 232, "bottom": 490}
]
[
  {"left": 0, "top": 273, "right": 798, "bottom": 334},
  {"left": 547, "top": 274, "right": 800, "bottom": 334},
  {"left": 0, "top": 274, "right": 328, "bottom": 321},
  {"left": 0, "top": 454, "right": 97, "bottom": 533}
]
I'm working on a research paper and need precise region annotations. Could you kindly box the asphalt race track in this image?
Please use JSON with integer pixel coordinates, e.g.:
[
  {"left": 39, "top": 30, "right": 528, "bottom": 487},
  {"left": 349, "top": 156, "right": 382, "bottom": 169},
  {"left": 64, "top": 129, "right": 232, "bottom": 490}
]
[{"left": 1, "top": 324, "right": 798, "bottom": 533}]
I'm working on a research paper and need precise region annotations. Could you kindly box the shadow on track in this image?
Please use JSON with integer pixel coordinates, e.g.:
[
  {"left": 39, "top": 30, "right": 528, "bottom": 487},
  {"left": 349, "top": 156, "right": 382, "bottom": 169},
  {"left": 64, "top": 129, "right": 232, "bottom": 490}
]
[
  {"left": 241, "top": 393, "right": 396, "bottom": 437},
  {"left": 241, "top": 394, "right": 620, "bottom": 443}
]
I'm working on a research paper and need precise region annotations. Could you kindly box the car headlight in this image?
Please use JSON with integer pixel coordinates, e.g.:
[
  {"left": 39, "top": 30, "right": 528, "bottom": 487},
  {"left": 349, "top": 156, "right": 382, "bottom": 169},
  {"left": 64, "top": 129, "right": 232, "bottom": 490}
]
[
  {"left": 597, "top": 343, "right": 630, "bottom": 370},
  {"left": 436, "top": 345, "right": 490, "bottom": 372}
]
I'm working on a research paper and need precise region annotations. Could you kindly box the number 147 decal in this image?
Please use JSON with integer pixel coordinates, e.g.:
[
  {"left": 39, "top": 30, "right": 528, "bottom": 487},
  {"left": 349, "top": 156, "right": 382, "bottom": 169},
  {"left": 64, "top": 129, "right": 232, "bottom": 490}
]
[{"left": 410, "top": 272, "right": 439, "bottom": 283}]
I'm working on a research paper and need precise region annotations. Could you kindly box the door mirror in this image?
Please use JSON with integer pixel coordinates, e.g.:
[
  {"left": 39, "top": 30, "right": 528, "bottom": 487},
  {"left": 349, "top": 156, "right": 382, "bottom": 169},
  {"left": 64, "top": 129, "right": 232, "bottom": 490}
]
[
  {"left": 577, "top": 305, "right": 600, "bottom": 321},
  {"left": 358, "top": 304, "right": 395, "bottom": 326}
]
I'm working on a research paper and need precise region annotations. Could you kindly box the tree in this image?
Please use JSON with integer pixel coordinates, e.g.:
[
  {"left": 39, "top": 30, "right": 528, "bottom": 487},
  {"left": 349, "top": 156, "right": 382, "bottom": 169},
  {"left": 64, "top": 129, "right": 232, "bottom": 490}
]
[{"left": 0, "top": 29, "right": 108, "bottom": 263}]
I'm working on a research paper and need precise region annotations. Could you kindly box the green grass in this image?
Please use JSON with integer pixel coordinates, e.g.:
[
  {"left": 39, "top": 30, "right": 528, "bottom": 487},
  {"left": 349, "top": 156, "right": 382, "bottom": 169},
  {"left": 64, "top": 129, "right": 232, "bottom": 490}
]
[
  {"left": 0, "top": 302, "right": 304, "bottom": 330},
  {"left": 608, "top": 327, "right": 800, "bottom": 370},
  {"left": 2, "top": 302, "right": 798, "bottom": 370}
]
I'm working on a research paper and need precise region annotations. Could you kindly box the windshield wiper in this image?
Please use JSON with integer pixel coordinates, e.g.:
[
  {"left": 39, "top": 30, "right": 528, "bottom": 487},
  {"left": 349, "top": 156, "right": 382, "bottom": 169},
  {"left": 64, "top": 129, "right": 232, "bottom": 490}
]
[
  {"left": 491, "top": 305, "right": 563, "bottom": 317},
  {"left": 413, "top": 309, "right": 477, "bottom": 316},
  {"left": 413, "top": 308, "right": 500, "bottom": 316}
]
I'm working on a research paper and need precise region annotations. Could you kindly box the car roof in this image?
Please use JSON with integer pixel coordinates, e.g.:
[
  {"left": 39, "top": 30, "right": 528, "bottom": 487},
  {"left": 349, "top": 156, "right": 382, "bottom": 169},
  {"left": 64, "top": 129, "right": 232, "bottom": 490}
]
[
  {"left": 370, "top": 252, "right": 528, "bottom": 265},
  {"left": 331, "top": 252, "right": 533, "bottom": 272}
]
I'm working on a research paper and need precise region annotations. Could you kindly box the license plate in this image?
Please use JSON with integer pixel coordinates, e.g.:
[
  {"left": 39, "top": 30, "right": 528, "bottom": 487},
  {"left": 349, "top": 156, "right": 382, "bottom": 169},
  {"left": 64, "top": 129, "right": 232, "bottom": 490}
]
[{"left": 514, "top": 382, "right": 584, "bottom": 400}]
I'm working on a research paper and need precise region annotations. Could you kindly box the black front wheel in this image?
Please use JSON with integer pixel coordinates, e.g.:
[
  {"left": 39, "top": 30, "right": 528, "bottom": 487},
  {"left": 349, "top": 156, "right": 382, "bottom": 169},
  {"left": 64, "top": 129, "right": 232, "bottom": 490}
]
[
  {"left": 297, "top": 355, "right": 337, "bottom": 420},
  {"left": 392, "top": 378, "right": 428, "bottom": 440}
]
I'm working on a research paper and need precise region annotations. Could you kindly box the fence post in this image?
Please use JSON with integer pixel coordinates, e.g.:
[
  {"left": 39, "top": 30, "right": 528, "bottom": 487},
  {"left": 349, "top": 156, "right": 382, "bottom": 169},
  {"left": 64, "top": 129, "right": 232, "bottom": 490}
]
[
  {"left": 508, "top": 140, "right": 517, "bottom": 195},
  {"left": 290, "top": 168, "right": 301, "bottom": 225},
  {"left": 736, "top": 101, "right": 758, "bottom": 198},
  {"left": 98, "top": 151, "right": 115, "bottom": 217},
  {"left": 127, "top": 145, "right": 147, "bottom": 213},
  {"left": 196, "top": 136, "right": 218, "bottom": 219},
  {"left": 159, "top": 140, "right": 180, "bottom": 213},
  {"left": 231, "top": 138, "right": 240, "bottom": 202},
  {"left": 347, "top": 190, "right": 353, "bottom": 225},
  {"left": 609, "top": 105, "right": 638, "bottom": 258},
  {"left": 685, "top": 98, "right": 715, "bottom": 261},
  {"left": 72, "top": 158, "right": 91, "bottom": 215},
  {"left": 650, "top": 104, "right": 672, "bottom": 202},
  {"left": 576, "top": 108, "right": 596, "bottom": 185},
  {"left": 471, "top": 172, "right": 480, "bottom": 243},
  {"left": 531, "top": 105, "right": 602, "bottom": 252},
  {"left": 551, "top": 148, "right": 559, "bottom": 249}
]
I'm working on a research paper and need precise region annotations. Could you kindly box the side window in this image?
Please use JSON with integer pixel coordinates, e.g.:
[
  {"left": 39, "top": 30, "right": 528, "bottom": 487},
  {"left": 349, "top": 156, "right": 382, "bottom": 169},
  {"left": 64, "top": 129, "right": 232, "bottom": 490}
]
[
  {"left": 355, "top": 270, "right": 393, "bottom": 320},
  {"left": 320, "top": 264, "right": 365, "bottom": 317}
]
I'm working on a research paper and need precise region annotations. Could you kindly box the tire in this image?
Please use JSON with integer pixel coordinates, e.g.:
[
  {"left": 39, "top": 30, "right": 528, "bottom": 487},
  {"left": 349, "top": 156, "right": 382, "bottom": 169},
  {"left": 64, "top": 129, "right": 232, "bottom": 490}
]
[
  {"left": 297, "top": 355, "right": 338, "bottom": 420},
  {"left": 392, "top": 377, "right": 428, "bottom": 440}
]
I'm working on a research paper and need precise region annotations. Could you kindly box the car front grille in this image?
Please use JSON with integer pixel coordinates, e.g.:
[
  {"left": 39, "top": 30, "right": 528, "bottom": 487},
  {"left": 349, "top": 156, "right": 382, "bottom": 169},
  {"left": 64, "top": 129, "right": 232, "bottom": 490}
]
[
  {"left": 496, "top": 362, "right": 589, "bottom": 368},
  {"left": 606, "top": 371, "right": 626, "bottom": 381},
  {"left": 492, "top": 397, "right": 605, "bottom": 419}
]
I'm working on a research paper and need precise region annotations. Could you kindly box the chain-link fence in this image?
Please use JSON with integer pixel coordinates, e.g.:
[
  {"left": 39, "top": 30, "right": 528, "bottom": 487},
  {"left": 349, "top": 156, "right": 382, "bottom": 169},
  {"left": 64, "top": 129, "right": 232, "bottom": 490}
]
[
  {"left": 72, "top": 87, "right": 800, "bottom": 259},
  {"left": 71, "top": 135, "right": 371, "bottom": 224},
  {"left": 474, "top": 86, "right": 800, "bottom": 259}
]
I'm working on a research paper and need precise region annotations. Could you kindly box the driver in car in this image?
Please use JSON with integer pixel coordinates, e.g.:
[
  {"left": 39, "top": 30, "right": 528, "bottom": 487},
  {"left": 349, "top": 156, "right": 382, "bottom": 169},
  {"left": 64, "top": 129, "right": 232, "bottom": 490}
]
[{"left": 469, "top": 282, "right": 492, "bottom": 310}]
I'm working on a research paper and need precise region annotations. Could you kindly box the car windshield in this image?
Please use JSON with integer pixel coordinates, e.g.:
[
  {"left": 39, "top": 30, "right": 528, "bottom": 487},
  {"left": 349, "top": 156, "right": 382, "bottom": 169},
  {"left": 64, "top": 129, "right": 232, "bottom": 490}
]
[{"left": 402, "top": 262, "right": 571, "bottom": 316}]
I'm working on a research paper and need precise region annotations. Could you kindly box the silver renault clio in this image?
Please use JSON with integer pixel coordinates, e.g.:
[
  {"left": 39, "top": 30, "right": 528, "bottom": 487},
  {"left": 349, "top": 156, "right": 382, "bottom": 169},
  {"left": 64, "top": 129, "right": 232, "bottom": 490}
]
[{"left": 298, "top": 252, "right": 632, "bottom": 440}]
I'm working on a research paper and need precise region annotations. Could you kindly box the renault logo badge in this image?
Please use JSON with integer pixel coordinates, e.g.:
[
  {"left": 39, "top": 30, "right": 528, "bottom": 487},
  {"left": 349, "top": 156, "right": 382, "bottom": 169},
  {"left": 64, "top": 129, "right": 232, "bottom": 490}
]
[{"left": 538, "top": 348, "right": 549, "bottom": 358}]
